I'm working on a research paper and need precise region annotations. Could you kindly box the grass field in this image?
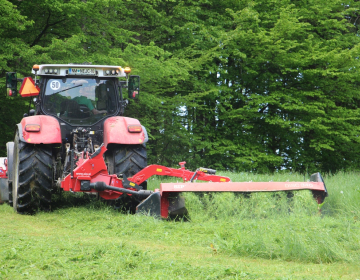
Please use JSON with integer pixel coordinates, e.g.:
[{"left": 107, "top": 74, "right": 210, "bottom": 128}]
[{"left": 1, "top": 171, "right": 360, "bottom": 279}]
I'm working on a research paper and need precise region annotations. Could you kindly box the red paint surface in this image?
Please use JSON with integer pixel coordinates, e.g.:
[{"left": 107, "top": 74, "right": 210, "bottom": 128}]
[
  {"left": 0, "top": 158, "right": 6, "bottom": 179},
  {"left": 0, "top": 168, "right": 6, "bottom": 179},
  {"left": 129, "top": 164, "right": 230, "bottom": 186},
  {"left": 60, "top": 146, "right": 138, "bottom": 200},
  {"left": 103, "top": 116, "right": 145, "bottom": 146},
  {"left": 160, "top": 181, "right": 326, "bottom": 193},
  {"left": 20, "top": 115, "right": 61, "bottom": 144}
]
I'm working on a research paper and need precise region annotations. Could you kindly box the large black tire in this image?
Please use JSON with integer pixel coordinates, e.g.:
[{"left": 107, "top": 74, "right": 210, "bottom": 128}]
[
  {"left": 107, "top": 144, "right": 147, "bottom": 185},
  {"left": 6, "top": 142, "right": 14, "bottom": 207},
  {"left": 105, "top": 144, "right": 147, "bottom": 212},
  {"left": 12, "top": 131, "right": 53, "bottom": 214}
]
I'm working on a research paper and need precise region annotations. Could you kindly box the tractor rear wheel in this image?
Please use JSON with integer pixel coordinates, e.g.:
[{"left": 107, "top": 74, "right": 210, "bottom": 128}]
[
  {"left": 107, "top": 144, "right": 147, "bottom": 188},
  {"left": 105, "top": 144, "right": 147, "bottom": 212},
  {"left": 12, "top": 131, "right": 53, "bottom": 214}
]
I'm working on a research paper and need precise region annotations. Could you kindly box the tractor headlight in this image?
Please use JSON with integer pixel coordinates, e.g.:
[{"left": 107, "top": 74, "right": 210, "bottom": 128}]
[
  {"left": 43, "top": 68, "right": 59, "bottom": 75},
  {"left": 25, "top": 124, "right": 41, "bottom": 132}
]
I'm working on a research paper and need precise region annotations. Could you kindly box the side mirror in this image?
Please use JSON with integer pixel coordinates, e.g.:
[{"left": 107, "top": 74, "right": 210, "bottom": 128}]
[
  {"left": 128, "top": 75, "right": 140, "bottom": 99},
  {"left": 6, "top": 72, "right": 18, "bottom": 96}
]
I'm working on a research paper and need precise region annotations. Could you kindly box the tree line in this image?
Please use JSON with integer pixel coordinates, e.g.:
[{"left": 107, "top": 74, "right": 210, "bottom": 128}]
[{"left": 1, "top": 0, "right": 360, "bottom": 174}]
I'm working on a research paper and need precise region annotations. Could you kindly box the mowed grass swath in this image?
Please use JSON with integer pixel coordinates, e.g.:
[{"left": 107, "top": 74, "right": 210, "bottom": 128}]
[{"left": 1, "top": 171, "right": 360, "bottom": 279}]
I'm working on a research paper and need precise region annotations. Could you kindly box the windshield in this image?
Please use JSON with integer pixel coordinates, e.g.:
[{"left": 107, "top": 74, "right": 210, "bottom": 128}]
[{"left": 42, "top": 78, "right": 118, "bottom": 125}]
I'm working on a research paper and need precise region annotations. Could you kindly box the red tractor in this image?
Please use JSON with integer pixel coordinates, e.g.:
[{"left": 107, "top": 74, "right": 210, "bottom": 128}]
[
  {"left": 1, "top": 64, "right": 328, "bottom": 218},
  {"left": 4, "top": 64, "right": 148, "bottom": 214}
]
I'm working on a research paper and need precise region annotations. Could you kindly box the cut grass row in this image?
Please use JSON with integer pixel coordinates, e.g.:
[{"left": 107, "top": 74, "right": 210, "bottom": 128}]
[
  {"left": 1, "top": 206, "right": 359, "bottom": 279},
  {"left": 1, "top": 171, "right": 360, "bottom": 279}
]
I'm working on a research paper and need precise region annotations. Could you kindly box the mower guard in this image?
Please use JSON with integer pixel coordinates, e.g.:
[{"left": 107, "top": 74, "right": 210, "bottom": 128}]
[{"left": 135, "top": 173, "right": 328, "bottom": 219}]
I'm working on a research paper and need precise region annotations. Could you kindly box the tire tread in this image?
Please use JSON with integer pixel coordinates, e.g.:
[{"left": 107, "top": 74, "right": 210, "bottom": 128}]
[{"left": 13, "top": 137, "right": 53, "bottom": 214}]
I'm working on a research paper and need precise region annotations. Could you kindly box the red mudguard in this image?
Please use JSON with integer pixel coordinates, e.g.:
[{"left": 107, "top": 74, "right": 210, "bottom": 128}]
[
  {"left": 103, "top": 116, "right": 147, "bottom": 146},
  {"left": 18, "top": 115, "right": 61, "bottom": 144}
]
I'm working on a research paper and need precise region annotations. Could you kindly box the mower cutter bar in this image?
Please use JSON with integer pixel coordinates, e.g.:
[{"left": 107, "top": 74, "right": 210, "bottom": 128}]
[{"left": 145, "top": 172, "right": 327, "bottom": 219}]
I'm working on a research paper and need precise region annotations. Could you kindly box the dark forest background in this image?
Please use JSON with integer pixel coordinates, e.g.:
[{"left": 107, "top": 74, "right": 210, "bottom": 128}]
[{"left": 2, "top": 0, "right": 360, "bottom": 174}]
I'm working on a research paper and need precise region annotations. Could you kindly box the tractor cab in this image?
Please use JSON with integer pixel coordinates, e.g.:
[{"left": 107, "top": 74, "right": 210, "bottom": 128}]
[
  {"left": 42, "top": 77, "right": 118, "bottom": 126},
  {"left": 36, "top": 65, "right": 129, "bottom": 126},
  {"left": 6, "top": 64, "right": 140, "bottom": 127}
]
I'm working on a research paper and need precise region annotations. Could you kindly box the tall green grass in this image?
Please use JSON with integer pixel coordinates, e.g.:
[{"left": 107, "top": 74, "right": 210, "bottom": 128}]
[
  {"left": 0, "top": 171, "right": 359, "bottom": 279},
  {"left": 149, "top": 171, "right": 360, "bottom": 263}
]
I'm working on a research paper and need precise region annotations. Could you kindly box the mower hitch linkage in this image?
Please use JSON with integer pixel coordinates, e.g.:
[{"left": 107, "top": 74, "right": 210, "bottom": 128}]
[
  {"left": 60, "top": 145, "right": 328, "bottom": 219},
  {"left": 89, "top": 181, "right": 153, "bottom": 200}
]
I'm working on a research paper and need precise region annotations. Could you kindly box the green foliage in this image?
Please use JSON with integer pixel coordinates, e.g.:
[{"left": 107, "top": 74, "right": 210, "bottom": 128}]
[
  {"left": 2, "top": 0, "right": 360, "bottom": 173},
  {"left": 196, "top": 0, "right": 360, "bottom": 173}
]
